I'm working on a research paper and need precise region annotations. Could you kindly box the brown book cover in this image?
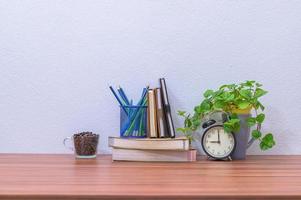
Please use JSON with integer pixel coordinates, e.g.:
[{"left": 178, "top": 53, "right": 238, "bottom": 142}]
[
  {"left": 147, "top": 89, "right": 158, "bottom": 138},
  {"left": 155, "top": 88, "right": 168, "bottom": 138}
]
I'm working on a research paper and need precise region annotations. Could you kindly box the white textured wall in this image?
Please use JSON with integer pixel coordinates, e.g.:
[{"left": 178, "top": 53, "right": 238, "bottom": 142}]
[{"left": 1, "top": 0, "right": 301, "bottom": 154}]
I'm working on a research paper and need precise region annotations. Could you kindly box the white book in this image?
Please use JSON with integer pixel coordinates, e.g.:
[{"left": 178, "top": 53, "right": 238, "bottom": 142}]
[
  {"left": 108, "top": 137, "right": 189, "bottom": 150},
  {"left": 112, "top": 148, "right": 196, "bottom": 162}
]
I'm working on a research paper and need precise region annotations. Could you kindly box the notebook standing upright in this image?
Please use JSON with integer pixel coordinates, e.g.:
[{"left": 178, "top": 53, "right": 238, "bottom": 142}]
[
  {"left": 155, "top": 88, "right": 168, "bottom": 138},
  {"left": 159, "top": 78, "right": 175, "bottom": 138}
]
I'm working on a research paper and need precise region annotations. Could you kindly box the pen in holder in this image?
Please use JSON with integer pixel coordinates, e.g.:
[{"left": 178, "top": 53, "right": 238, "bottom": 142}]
[{"left": 120, "top": 105, "right": 148, "bottom": 138}]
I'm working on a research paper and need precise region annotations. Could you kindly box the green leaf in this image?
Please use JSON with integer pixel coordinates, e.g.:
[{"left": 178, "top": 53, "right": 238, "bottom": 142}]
[
  {"left": 247, "top": 117, "right": 257, "bottom": 127},
  {"left": 223, "top": 119, "right": 240, "bottom": 132},
  {"left": 192, "top": 119, "right": 201, "bottom": 127},
  {"left": 239, "top": 89, "right": 253, "bottom": 99},
  {"left": 260, "top": 133, "right": 276, "bottom": 150},
  {"left": 245, "top": 80, "right": 255, "bottom": 87},
  {"left": 184, "top": 117, "right": 192, "bottom": 127},
  {"left": 252, "top": 130, "right": 262, "bottom": 139},
  {"left": 213, "top": 100, "right": 225, "bottom": 109},
  {"left": 220, "top": 92, "right": 235, "bottom": 102},
  {"left": 223, "top": 124, "right": 232, "bottom": 133},
  {"left": 228, "top": 84, "right": 236, "bottom": 89},
  {"left": 215, "top": 91, "right": 225, "bottom": 101},
  {"left": 255, "top": 101, "right": 265, "bottom": 111},
  {"left": 212, "top": 90, "right": 223, "bottom": 98},
  {"left": 231, "top": 118, "right": 241, "bottom": 124},
  {"left": 233, "top": 120, "right": 241, "bottom": 132},
  {"left": 177, "top": 111, "right": 186, "bottom": 116},
  {"left": 260, "top": 141, "right": 269, "bottom": 150},
  {"left": 176, "top": 128, "right": 186, "bottom": 133},
  {"left": 219, "top": 84, "right": 229, "bottom": 90},
  {"left": 254, "top": 88, "right": 268, "bottom": 98},
  {"left": 226, "top": 93, "right": 235, "bottom": 101},
  {"left": 262, "top": 133, "right": 274, "bottom": 142},
  {"left": 238, "top": 101, "right": 250, "bottom": 109},
  {"left": 204, "top": 89, "right": 214, "bottom": 98},
  {"left": 256, "top": 82, "right": 263, "bottom": 87},
  {"left": 200, "top": 100, "right": 211, "bottom": 112},
  {"left": 229, "top": 113, "right": 239, "bottom": 119},
  {"left": 256, "top": 113, "right": 265, "bottom": 123},
  {"left": 220, "top": 84, "right": 236, "bottom": 90},
  {"left": 194, "top": 105, "right": 203, "bottom": 114}
]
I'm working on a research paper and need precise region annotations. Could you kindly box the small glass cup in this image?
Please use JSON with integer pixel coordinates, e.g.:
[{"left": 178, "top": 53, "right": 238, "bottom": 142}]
[{"left": 63, "top": 132, "right": 99, "bottom": 159}]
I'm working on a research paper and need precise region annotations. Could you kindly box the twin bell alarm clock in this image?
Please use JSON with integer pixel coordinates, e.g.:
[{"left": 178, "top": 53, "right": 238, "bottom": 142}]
[{"left": 198, "top": 111, "right": 236, "bottom": 160}]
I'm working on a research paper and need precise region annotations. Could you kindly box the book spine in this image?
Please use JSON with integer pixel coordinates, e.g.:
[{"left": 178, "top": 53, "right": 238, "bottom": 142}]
[
  {"left": 147, "top": 89, "right": 158, "bottom": 138},
  {"left": 159, "top": 78, "right": 175, "bottom": 138},
  {"left": 155, "top": 88, "right": 168, "bottom": 138}
]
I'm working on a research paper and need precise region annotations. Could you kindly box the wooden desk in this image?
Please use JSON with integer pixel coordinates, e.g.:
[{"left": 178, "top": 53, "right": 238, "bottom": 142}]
[{"left": 0, "top": 154, "right": 301, "bottom": 200}]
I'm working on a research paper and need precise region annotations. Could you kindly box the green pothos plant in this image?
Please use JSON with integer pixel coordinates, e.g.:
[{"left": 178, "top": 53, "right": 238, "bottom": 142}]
[{"left": 177, "top": 80, "right": 275, "bottom": 150}]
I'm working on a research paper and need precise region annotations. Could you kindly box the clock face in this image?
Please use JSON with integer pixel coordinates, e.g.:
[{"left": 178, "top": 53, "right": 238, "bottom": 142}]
[{"left": 202, "top": 125, "right": 235, "bottom": 159}]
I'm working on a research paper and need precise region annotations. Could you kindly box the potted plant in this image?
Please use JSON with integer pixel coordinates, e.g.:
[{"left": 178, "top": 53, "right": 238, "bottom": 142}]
[{"left": 177, "top": 80, "right": 275, "bottom": 160}]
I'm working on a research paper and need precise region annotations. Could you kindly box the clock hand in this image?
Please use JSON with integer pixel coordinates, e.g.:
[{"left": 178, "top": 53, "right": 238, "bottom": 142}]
[
  {"left": 218, "top": 130, "right": 221, "bottom": 144},
  {"left": 210, "top": 141, "right": 220, "bottom": 143}
]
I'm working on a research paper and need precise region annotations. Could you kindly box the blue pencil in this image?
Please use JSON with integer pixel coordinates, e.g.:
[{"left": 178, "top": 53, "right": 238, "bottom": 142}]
[
  {"left": 109, "top": 86, "right": 128, "bottom": 115},
  {"left": 118, "top": 86, "right": 130, "bottom": 105},
  {"left": 137, "top": 86, "right": 149, "bottom": 106},
  {"left": 121, "top": 87, "right": 148, "bottom": 134}
]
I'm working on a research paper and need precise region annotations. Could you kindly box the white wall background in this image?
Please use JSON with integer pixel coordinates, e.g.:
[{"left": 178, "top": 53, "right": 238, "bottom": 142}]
[{"left": 1, "top": 0, "right": 301, "bottom": 155}]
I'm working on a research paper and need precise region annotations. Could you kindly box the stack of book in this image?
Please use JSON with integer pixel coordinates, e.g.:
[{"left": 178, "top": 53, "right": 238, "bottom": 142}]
[
  {"left": 109, "top": 78, "right": 196, "bottom": 162},
  {"left": 109, "top": 137, "right": 196, "bottom": 162}
]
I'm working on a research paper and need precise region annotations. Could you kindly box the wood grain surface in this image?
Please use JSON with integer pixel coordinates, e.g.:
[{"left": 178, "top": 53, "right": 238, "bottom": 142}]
[{"left": 0, "top": 154, "right": 301, "bottom": 200}]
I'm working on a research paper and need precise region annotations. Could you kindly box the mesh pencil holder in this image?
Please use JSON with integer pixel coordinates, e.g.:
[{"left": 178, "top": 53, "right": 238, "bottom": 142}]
[{"left": 120, "top": 105, "right": 148, "bottom": 138}]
